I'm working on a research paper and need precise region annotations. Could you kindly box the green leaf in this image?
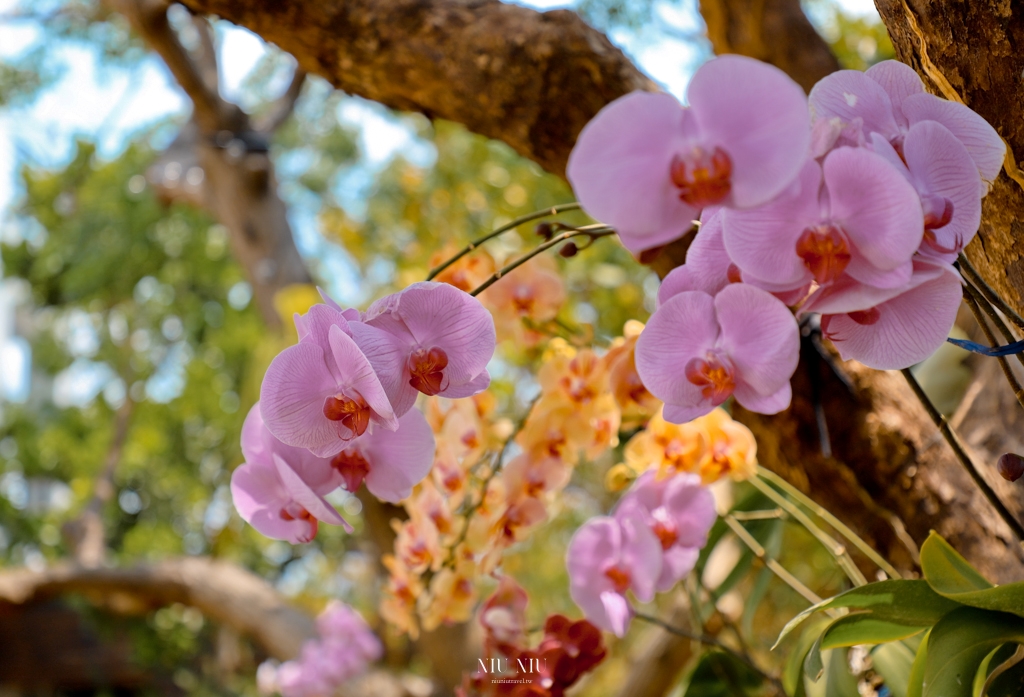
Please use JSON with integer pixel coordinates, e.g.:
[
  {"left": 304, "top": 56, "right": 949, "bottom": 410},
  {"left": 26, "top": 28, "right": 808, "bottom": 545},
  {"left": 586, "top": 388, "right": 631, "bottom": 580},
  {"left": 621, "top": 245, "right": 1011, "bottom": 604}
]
[
  {"left": 826, "top": 648, "right": 861, "bottom": 697},
  {"left": 972, "top": 645, "right": 1004, "bottom": 697},
  {"left": 923, "top": 607, "right": 1024, "bottom": 697},
  {"left": 682, "top": 651, "right": 766, "bottom": 697},
  {"left": 873, "top": 640, "right": 918, "bottom": 697},
  {"left": 921, "top": 533, "right": 993, "bottom": 593},
  {"left": 820, "top": 615, "right": 926, "bottom": 650},
  {"left": 921, "top": 533, "right": 1024, "bottom": 619},
  {"left": 784, "top": 616, "right": 831, "bottom": 697},
  {"left": 775, "top": 579, "right": 959, "bottom": 649},
  {"left": 907, "top": 631, "right": 930, "bottom": 697}
]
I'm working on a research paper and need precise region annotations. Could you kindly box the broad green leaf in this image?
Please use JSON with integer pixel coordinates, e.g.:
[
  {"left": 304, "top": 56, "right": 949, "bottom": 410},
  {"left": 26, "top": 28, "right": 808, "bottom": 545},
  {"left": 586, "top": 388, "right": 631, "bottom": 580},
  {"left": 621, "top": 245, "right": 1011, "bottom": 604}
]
[
  {"left": 820, "top": 614, "right": 926, "bottom": 650},
  {"left": 923, "top": 607, "right": 1024, "bottom": 697},
  {"left": 921, "top": 533, "right": 1024, "bottom": 619},
  {"left": 775, "top": 579, "right": 959, "bottom": 648},
  {"left": 972, "top": 645, "right": 1004, "bottom": 697},
  {"left": 907, "top": 630, "right": 930, "bottom": 697},
  {"left": 920, "top": 533, "right": 992, "bottom": 593},
  {"left": 873, "top": 640, "right": 917, "bottom": 697},
  {"left": 784, "top": 616, "right": 830, "bottom": 697},
  {"left": 827, "top": 648, "right": 860, "bottom": 697}
]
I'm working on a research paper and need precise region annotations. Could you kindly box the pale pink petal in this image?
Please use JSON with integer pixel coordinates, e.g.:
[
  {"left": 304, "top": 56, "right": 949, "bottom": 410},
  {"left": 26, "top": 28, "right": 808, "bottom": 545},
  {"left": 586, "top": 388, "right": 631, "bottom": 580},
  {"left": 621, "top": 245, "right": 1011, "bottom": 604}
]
[
  {"left": 844, "top": 258, "right": 914, "bottom": 290},
  {"left": 903, "top": 120, "right": 982, "bottom": 254},
  {"left": 721, "top": 159, "right": 821, "bottom": 289},
  {"left": 567, "top": 517, "right": 621, "bottom": 628},
  {"left": 715, "top": 284, "right": 800, "bottom": 397},
  {"left": 328, "top": 325, "right": 397, "bottom": 431},
  {"left": 658, "top": 547, "right": 700, "bottom": 592},
  {"left": 733, "top": 380, "right": 792, "bottom": 415},
  {"left": 317, "top": 287, "right": 343, "bottom": 312},
  {"left": 240, "top": 403, "right": 270, "bottom": 465},
  {"left": 348, "top": 320, "right": 419, "bottom": 417},
  {"left": 657, "top": 267, "right": 700, "bottom": 306},
  {"left": 803, "top": 260, "right": 946, "bottom": 316},
  {"left": 273, "top": 454, "right": 351, "bottom": 531},
  {"left": 676, "top": 208, "right": 733, "bottom": 296},
  {"left": 635, "top": 291, "right": 720, "bottom": 415},
  {"left": 391, "top": 282, "right": 496, "bottom": 387},
  {"left": 865, "top": 60, "right": 924, "bottom": 126},
  {"left": 689, "top": 55, "right": 811, "bottom": 208},
  {"left": 663, "top": 474, "right": 717, "bottom": 548},
  {"left": 437, "top": 370, "right": 491, "bottom": 399},
  {"left": 824, "top": 146, "right": 923, "bottom": 271},
  {"left": 599, "top": 591, "right": 633, "bottom": 637},
  {"left": 618, "top": 509, "right": 663, "bottom": 603},
  {"left": 663, "top": 403, "right": 716, "bottom": 424},
  {"left": 809, "top": 70, "right": 899, "bottom": 138},
  {"left": 260, "top": 343, "right": 342, "bottom": 453},
  {"left": 825, "top": 263, "right": 962, "bottom": 369},
  {"left": 903, "top": 93, "right": 1005, "bottom": 183},
  {"left": 231, "top": 460, "right": 284, "bottom": 525},
  {"left": 567, "top": 91, "right": 700, "bottom": 254},
  {"left": 362, "top": 409, "right": 436, "bottom": 503},
  {"left": 249, "top": 508, "right": 316, "bottom": 544}
]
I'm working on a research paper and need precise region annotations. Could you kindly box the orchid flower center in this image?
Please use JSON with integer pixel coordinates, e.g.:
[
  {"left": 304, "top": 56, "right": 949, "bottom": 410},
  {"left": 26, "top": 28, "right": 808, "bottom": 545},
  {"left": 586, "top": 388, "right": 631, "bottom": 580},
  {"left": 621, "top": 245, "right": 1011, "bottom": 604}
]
[
  {"left": 726, "top": 263, "right": 743, "bottom": 284},
  {"left": 921, "top": 194, "right": 958, "bottom": 253},
  {"left": 512, "top": 286, "right": 535, "bottom": 314},
  {"left": 670, "top": 146, "right": 732, "bottom": 207},
  {"left": 685, "top": 353, "right": 736, "bottom": 405},
  {"left": 323, "top": 392, "right": 371, "bottom": 438},
  {"left": 331, "top": 448, "right": 371, "bottom": 492},
  {"left": 796, "top": 223, "right": 851, "bottom": 285},
  {"left": 651, "top": 510, "right": 679, "bottom": 550},
  {"left": 604, "top": 564, "right": 632, "bottom": 593},
  {"left": 408, "top": 346, "right": 449, "bottom": 396},
  {"left": 280, "top": 502, "right": 318, "bottom": 543}
]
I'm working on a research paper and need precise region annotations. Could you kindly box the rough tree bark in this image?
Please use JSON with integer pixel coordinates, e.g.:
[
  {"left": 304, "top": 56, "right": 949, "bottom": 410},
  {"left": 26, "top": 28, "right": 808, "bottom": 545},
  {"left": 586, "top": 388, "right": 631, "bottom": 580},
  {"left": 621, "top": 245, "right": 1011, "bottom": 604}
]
[{"left": 872, "top": 1, "right": 1024, "bottom": 315}]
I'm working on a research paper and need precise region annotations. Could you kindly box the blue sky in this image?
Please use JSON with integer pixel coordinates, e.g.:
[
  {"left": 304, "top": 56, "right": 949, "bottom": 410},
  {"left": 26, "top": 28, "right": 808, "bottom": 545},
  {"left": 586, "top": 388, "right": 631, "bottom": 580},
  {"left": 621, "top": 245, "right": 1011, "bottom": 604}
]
[{"left": 0, "top": 0, "right": 882, "bottom": 403}]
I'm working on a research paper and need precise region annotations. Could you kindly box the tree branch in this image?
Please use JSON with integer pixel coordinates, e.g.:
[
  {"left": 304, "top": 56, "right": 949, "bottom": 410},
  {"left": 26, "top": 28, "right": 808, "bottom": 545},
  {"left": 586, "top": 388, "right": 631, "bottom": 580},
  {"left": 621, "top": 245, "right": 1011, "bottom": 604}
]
[
  {"left": 106, "top": 0, "right": 234, "bottom": 133},
  {"left": 253, "top": 67, "right": 307, "bottom": 134},
  {"left": 176, "top": 0, "right": 656, "bottom": 177}
]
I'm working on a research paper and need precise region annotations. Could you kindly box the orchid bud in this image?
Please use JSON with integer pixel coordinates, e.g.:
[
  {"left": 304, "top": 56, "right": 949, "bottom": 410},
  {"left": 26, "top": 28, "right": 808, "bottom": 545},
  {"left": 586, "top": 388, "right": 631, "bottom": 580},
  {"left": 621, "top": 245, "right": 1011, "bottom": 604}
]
[{"left": 997, "top": 453, "right": 1024, "bottom": 482}]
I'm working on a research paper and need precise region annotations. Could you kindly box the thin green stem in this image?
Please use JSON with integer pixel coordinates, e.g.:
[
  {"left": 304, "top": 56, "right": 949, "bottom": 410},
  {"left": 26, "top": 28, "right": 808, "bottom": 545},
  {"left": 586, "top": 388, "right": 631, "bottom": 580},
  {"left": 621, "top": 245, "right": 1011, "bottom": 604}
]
[
  {"left": 633, "top": 612, "right": 785, "bottom": 695},
  {"left": 958, "top": 254, "right": 1024, "bottom": 331},
  {"left": 425, "top": 202, "right": 582, "bottom": 281},
  {"left": 901, "top": 368, "right": 1024, "bottom": 543},
  {"left": 747, "top": 476, "right": 868, "bottom": 587},
  {"left": 755, "top": 466, "right": 902, "bottom": 580},
  {"left": 469, "top": 225, "right": 615, "bottom": 297},
  {"left": 723, "top": 514, "right": 823, "bottom": 606}
]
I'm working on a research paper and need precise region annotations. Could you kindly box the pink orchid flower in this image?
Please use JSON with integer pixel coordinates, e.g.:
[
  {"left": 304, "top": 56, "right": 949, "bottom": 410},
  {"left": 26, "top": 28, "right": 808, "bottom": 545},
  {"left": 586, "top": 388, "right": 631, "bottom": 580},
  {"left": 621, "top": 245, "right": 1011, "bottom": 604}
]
[
  {"left": 567, "top": 55, "right": 811, "bottom": 255},
  {"left": 868, "top": 120, "right": 982, "bottom": 262},
  {"left": 802, "top": 259, "right": 963, "bottom": 370},
  {"left": 615, "top": 471, "right": 717, "bottom": 592},
  {"left": 659, "top": 208, "right": 808, "bottom": 307},
  {"left": 722, "top": 148, "right": 924, "bottom": 293},
  {"left": 636, "top": 283, "right": 800, "bottom": 424},
  {"left": 261, "top": 320, "right": 398, "bottom": 458},
  {"left": 231, "top": 403, "right": 350, "bottom": 544},
  {"left": 349, "top": 282, "right": 496, "bottom": 416},
  {"left": 329, "top": 407, "right": 435, "bottom": 503},
  {"left": 809, "top": 60, "right": 1004, "bottom": 183},
  {"left": 566, "top": 511, "right": 662, "bottom": 636}
]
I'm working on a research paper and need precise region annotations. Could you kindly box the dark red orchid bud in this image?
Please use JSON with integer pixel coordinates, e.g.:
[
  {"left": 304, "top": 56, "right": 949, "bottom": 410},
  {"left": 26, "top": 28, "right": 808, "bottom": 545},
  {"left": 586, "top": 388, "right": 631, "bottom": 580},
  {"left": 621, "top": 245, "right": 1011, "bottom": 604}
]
[
  {"left": 997, "top": 453, "right": 1024, "bottom": 482},
  {"left": 559, "top": 242, "right": 578, "bottom": 258},
  {"left": 535, "top": 222, "right": 555, "bottom": 240}
]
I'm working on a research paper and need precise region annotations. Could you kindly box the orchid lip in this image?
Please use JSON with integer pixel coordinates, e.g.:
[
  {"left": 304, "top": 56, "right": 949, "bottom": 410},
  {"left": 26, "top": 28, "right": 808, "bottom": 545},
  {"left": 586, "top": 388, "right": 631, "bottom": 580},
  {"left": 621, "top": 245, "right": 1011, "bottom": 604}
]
[
  {"left": 408, "top": 346, "right": 449, "bottom": 396},
  {"left": 670, "top": 146, "right": 732, "bottom": 207},
  {"left": 684, "top": 352, "right": 736, "bottom": 405},
  {"left": 323, "top": 392, "right": 371, "bottom": 439},
  {"left": 796, "top": 222, "right": 851, "bottom": 285}
]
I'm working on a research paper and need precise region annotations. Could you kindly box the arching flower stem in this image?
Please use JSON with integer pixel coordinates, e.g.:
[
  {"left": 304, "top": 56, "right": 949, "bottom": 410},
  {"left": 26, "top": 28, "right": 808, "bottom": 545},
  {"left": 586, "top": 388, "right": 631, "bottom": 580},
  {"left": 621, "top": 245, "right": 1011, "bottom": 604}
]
[
  {"left": 425, "top": 202, "right": 582, "bottom": 281},
  {"left": 470, "top": 225, "right": 615, "bottom": 297}
]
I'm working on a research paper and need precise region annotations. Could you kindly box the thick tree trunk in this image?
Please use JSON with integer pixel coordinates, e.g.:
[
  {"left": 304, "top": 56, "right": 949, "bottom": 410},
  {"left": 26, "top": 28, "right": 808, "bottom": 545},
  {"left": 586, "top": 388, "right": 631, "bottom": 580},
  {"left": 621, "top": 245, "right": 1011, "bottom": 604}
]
[{"left": 873, "top": 1, "right": 1024, "bottom": 318}]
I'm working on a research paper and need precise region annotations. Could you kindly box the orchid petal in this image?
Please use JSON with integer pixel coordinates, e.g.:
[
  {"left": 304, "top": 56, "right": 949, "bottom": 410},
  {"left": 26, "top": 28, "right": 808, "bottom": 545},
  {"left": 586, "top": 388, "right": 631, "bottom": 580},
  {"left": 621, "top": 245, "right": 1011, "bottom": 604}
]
[
  {"left": 689, "top": 55, "right": 811, "bottom": 208},
  {"left": 567, "top": 91, "right": 699, "bottom": 254},
  {"left": 328, "top": 324, "right": 397, "bottom": 431},
  {"left": 349, "top": 320, "right": 418, "bottom": 417},
  {"left": 809, "top": 69, "right": 899, "bottom": 138},
  {"left": 260, "top": 342, "right": 342, "bottom": 453},
  {"left": 903, "top": 93, "right": 1005, "bottom": 183},
  {"left": 361, "top": 409, "right": 436, "bottom": 503},
  {"left": 865, "top": 60, "right": 924, "bottom": 126},
  {"left": 715, "top": 284, "right": 800, "bottom": 397}
]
